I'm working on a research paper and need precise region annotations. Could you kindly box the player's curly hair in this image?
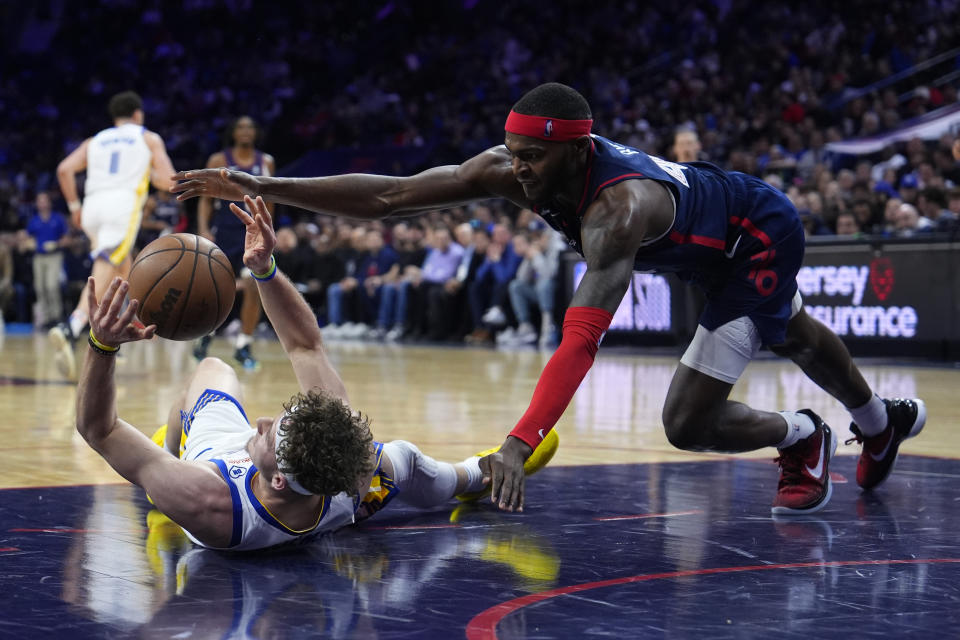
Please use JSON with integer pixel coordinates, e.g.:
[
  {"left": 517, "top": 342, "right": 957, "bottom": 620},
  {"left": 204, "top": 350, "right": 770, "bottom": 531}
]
[
  {"left": 511, "top": 82, "right": 592, "bottom": 120},
  {"left": 275, "top": 390, "right": 375, "bottom": 497}
]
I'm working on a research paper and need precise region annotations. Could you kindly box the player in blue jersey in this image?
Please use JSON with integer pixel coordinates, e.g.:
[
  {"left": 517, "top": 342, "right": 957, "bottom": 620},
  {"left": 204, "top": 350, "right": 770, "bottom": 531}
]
[
  {"left": 172, "top": 83, "right": 926, "bottom": 517},
  {"left": 195, "top": 116, "right": 276, "bottom": 371}
]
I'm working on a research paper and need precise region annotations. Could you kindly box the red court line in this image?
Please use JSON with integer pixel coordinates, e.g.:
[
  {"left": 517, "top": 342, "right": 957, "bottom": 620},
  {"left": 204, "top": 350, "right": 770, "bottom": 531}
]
[
  {"left": 465, "top": 558, "right": 960, "bottom": 640},
  {"left": 10, "top": 528, "right": 146, "bottom": 534},
  {"left": 361, "top": 524, "right": 461, "bottom": 531},
  {"left": 0, "top": 482, "right": 128, "bottom": 491},
  {"left": 0, "top": 547, "right": 20, "bottom": 552},
  {"left": 593, "top": 509, "right": 702, "bottom": 521}
]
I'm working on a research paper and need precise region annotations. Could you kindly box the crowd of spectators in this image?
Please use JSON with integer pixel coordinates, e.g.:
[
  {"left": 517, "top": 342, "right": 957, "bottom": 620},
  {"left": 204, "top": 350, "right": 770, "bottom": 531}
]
[
  {"left": 1, "top": 0, "right": 960, "bottom": 336},
  {"left": 273, "top": 205, "right": 563, "bottom": 346}
]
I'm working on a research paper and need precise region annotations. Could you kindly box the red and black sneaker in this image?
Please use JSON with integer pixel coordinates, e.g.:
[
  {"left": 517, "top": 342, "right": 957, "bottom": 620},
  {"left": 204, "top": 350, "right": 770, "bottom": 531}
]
[
  {"left": 847, "top": 398, "right": 926, "bottom": 491},
  {"left": 772, "top": 410, "right": 838, "bottom": 516}
]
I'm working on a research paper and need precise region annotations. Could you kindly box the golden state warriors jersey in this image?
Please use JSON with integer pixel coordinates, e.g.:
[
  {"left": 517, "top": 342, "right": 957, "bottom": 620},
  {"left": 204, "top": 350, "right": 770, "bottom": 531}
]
[
  {"left": 85, "top": 123, "right": 152, "bottom": 196},
  {"left": 184, "top": 442, "right": 397, "bottom": 551}
]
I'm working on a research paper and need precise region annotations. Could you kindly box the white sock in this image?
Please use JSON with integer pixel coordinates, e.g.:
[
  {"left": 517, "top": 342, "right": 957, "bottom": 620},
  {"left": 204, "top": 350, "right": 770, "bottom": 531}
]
[
  {"left": 776, "top": 411, "right": 816, "bottom": 449},
  {"left": 69, "top": 312, "right": 86, "bottom": 337},
  {"left": 235, "top": 333, "right": 253, "bottom": 349},
  {"left": 848, "top": 394, "right": 887, "bottom": 436},
  {"left": 459, "top": 455, "right": 485, "bottom": 493}
]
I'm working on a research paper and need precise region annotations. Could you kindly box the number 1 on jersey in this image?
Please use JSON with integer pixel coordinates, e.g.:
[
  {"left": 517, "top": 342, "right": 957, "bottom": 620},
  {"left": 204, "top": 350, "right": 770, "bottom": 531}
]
[{"left": 109, "top": 150, "right": 120, "bottom": 174}]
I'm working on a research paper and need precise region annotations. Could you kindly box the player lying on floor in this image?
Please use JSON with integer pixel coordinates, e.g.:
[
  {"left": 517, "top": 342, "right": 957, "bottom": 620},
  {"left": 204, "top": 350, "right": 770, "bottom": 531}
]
[{"left": 74, "top": 195, "right": 557, "bottom": 551}]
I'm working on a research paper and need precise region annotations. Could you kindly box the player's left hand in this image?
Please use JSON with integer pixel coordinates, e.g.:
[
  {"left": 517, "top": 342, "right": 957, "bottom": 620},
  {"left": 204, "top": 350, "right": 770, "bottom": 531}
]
[
  {"left": 87, "top": 277, "right": 157, "bottom": 348},
  {"left": 484, "top": 436, "right": 533, "bottom": 512},
  {"left": 230, "top": 195, "right": 276, "bottom": 275}
]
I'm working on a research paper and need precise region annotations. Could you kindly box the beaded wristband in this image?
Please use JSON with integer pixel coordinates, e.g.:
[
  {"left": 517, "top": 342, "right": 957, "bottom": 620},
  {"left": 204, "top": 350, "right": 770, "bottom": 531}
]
[
  {"left": 251, "top": 255, "right": 277, "bottom": 281},
  {"left": 88, "top": 329, "right": 120, "bottom": 356}
]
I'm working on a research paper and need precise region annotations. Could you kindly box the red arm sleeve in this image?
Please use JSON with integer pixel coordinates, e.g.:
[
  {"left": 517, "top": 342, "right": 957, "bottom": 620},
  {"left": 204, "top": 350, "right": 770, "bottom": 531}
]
[{"left": 509, "top": 306, "right": 613, "bottom": 448}]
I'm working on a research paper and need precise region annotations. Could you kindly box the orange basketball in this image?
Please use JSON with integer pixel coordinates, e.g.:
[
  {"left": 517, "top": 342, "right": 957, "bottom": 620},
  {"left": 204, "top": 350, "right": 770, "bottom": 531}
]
[{"left": 128, "top": 233, "right": 235, "bottom": 340}]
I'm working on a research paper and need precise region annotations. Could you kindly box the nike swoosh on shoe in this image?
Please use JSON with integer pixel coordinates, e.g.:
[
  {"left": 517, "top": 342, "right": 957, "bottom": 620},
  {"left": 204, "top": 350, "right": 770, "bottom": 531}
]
[
  {"left": 868, "top": 429, "right": 895, "bottom": 462},
  {"left": 805, "top": 435, "right": 827, "bottom": 479}
]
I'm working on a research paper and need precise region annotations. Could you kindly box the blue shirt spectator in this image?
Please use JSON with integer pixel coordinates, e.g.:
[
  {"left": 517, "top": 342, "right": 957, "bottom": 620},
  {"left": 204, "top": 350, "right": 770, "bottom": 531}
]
[
  {"left": 421, "top": 239, "right": 464, "bottom": 284},
  {"left": 26, "top": 198, "right": 68, "bottom": 255},
  {"left": 475, "top": 224, "right": 522, "bottom": 286}
]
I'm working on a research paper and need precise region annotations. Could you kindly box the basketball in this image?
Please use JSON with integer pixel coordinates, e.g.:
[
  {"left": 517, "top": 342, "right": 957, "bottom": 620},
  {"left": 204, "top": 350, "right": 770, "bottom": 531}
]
[{"left": 127, "top": 233, "right": 236, "bottom": 341}]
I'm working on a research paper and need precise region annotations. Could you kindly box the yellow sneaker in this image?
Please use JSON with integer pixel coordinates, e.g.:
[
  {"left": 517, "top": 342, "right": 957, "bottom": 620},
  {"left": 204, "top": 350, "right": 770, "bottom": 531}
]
[
  {"left": 456, "top": 429, "right": 559, "bottom": 502},
  {"left": 151, "top": 424, "right": 168, "bottom": 448},
  {"left": 145, "top": 509, "right": 188, "bottom": 578},
  {"left": 146, "top": 425, "right": 168, "bottom": 505},
  {"left": 479, "top": 531, "right": 560, "bottom": 586}
]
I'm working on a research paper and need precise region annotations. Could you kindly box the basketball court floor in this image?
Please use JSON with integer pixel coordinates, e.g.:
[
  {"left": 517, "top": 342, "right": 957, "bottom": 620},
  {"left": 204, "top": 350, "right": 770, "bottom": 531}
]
[{"left": 1, "top": 330, "right": 958, "bottom": 638}]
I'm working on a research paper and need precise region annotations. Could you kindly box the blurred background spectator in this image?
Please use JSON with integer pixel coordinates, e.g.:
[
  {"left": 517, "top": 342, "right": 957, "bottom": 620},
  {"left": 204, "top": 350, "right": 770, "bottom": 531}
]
[
  {"left": 467, "top": 223, "right": 521, "bottom": 344},
  {"left": 138, "top": 190, "right": 187, "bottom": 247},
  {"left": 497, "top": 227, "right": 562, "bottom": 348},
  {"left": 2, "top": 0, "right": 960, "bottom": 337},
  {"left": 20, "top": 192, "right": 69, "bottom": 328}
]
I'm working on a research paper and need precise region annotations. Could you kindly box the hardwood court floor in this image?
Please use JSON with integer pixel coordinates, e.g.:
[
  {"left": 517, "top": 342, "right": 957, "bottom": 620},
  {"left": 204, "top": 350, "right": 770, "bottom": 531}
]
[
  {"left": 2, "top": 331, "right": 959, "bottom": 639},
  {"left": 1, "top": 330, "right": 958, "bottom": 490}
]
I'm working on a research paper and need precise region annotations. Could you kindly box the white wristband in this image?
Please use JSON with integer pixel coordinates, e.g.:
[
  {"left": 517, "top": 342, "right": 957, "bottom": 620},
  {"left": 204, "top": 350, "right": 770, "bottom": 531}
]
[{"left": 68, "top": 200, "right": 81, "bottom": 213}]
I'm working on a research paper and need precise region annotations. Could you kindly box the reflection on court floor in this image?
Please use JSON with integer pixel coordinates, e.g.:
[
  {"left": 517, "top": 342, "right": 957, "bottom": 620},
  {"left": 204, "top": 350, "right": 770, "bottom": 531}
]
[{"left": 2, "top": 456, "right": 958, "bottom": 639}]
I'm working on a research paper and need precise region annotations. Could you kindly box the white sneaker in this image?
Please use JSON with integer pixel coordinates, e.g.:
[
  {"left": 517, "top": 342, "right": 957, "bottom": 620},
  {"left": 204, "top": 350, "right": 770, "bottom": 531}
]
[
  {"left": 365, "top": 326, "right": 386, "bottom": 340},
  {"left": 514, "top": 322, "right": 537, "bottom": 345},
  {"left": 482, "top": 306, "right": 507, "bottom": 326},
  {"left": 321, "top": 324, "right": 343, "bottom": 340},
  {"left": 385, "top": 326, "right": 405, "bottom": 342},
  {"left": 342, "top": 323, "right": 370, "bottom": 339},
  {"left": 495, "top": 327, "right": 516, "bottom": 345},
  {"left": 48, "top": 322, "right": 77, "bottom": 380}
]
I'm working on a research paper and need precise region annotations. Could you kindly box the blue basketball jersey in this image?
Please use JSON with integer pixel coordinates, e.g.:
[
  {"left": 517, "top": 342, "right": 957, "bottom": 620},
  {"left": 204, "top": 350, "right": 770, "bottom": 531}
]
[
  {"left": 535, "top": 134, "right": 801, "bottom": 280},
  {"left": 535, "top": 134, "right": 805, "bottom": 344}
]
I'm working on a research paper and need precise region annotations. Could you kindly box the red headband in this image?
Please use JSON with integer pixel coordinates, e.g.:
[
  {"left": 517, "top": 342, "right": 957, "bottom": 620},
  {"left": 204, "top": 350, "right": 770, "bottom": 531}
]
[{"left": 505, "top": 111, "right": 593, "bottom": 141}]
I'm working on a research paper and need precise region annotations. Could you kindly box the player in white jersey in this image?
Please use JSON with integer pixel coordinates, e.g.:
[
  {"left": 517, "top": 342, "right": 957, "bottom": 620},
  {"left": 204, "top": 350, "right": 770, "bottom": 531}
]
[
  {"left": 50, "top": 91, "right": 175, "bottom": 378},
  {"left": 74, "top": 194, "right": 559, "bottom": 551}
]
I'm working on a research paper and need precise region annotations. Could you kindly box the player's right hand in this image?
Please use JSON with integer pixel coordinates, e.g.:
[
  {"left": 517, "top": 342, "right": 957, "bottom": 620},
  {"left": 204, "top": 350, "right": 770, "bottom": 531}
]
[
  {"left": 485, "top": 436, "right": 533, "bottom": 512},
  {"left": 229, "top": 195, "right": 276, "bottom": 276},
  {"left": 87, "top": 277, "right": 157, "bottom": 347},
  {"left": 170, "top": 168, "right": 260, "bottom": 202}
]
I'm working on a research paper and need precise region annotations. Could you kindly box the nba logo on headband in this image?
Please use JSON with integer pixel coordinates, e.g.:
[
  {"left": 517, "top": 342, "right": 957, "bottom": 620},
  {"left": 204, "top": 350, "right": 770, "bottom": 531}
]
[{"left": 505, "top": 111, "right": 593, "bottom": 142}]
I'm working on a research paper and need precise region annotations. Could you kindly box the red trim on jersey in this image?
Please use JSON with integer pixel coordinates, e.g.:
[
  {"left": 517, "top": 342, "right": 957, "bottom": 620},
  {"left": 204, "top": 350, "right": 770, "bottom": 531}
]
[
  {"left": 591, "top": 172, "right": 647, "bottom": 202},
  {"left": 509, "top": 306, "right": 613, "bottom": 448},
  {"left": 505, "top": 111, "right": 593, "bottom": 141},
  {"left": 729, "top": 216, "right": 772, "bottom": 247},
  {"left": 668, "top": 230, "right": 726, "bottom": 250}
]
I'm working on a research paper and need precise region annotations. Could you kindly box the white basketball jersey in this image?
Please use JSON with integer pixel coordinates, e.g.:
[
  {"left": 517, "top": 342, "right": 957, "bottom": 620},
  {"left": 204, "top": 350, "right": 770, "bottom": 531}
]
[{"left": 85, "top": 123, "right": 152, "bottom": 196}]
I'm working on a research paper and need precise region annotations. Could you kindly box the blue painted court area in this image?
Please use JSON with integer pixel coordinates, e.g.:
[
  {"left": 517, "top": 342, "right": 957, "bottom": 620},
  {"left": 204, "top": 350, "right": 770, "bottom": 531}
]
[{"left": 1, "top": 457, "right": 958, "bottom": 639}]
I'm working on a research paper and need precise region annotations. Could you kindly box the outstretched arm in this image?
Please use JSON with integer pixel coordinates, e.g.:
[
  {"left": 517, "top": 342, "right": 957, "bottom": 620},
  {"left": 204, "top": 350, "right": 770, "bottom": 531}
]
[
  {"left": 144, "top": 131, "right": 176, "bottom": 191},
  {"left": 172, "top": 146, "right": 527, "bottom": 219},
  {"left": 230, "top": 196, "right": 349, "bottom": 402},
  {"left": 77, "top": 278, "right": 234, "bottom": 546},
  {"left": 57, "top": 138, "right": 90, "bottom": 226},
  {"left": 485, "top": 180, "right": 671, "bottom": 512}
]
